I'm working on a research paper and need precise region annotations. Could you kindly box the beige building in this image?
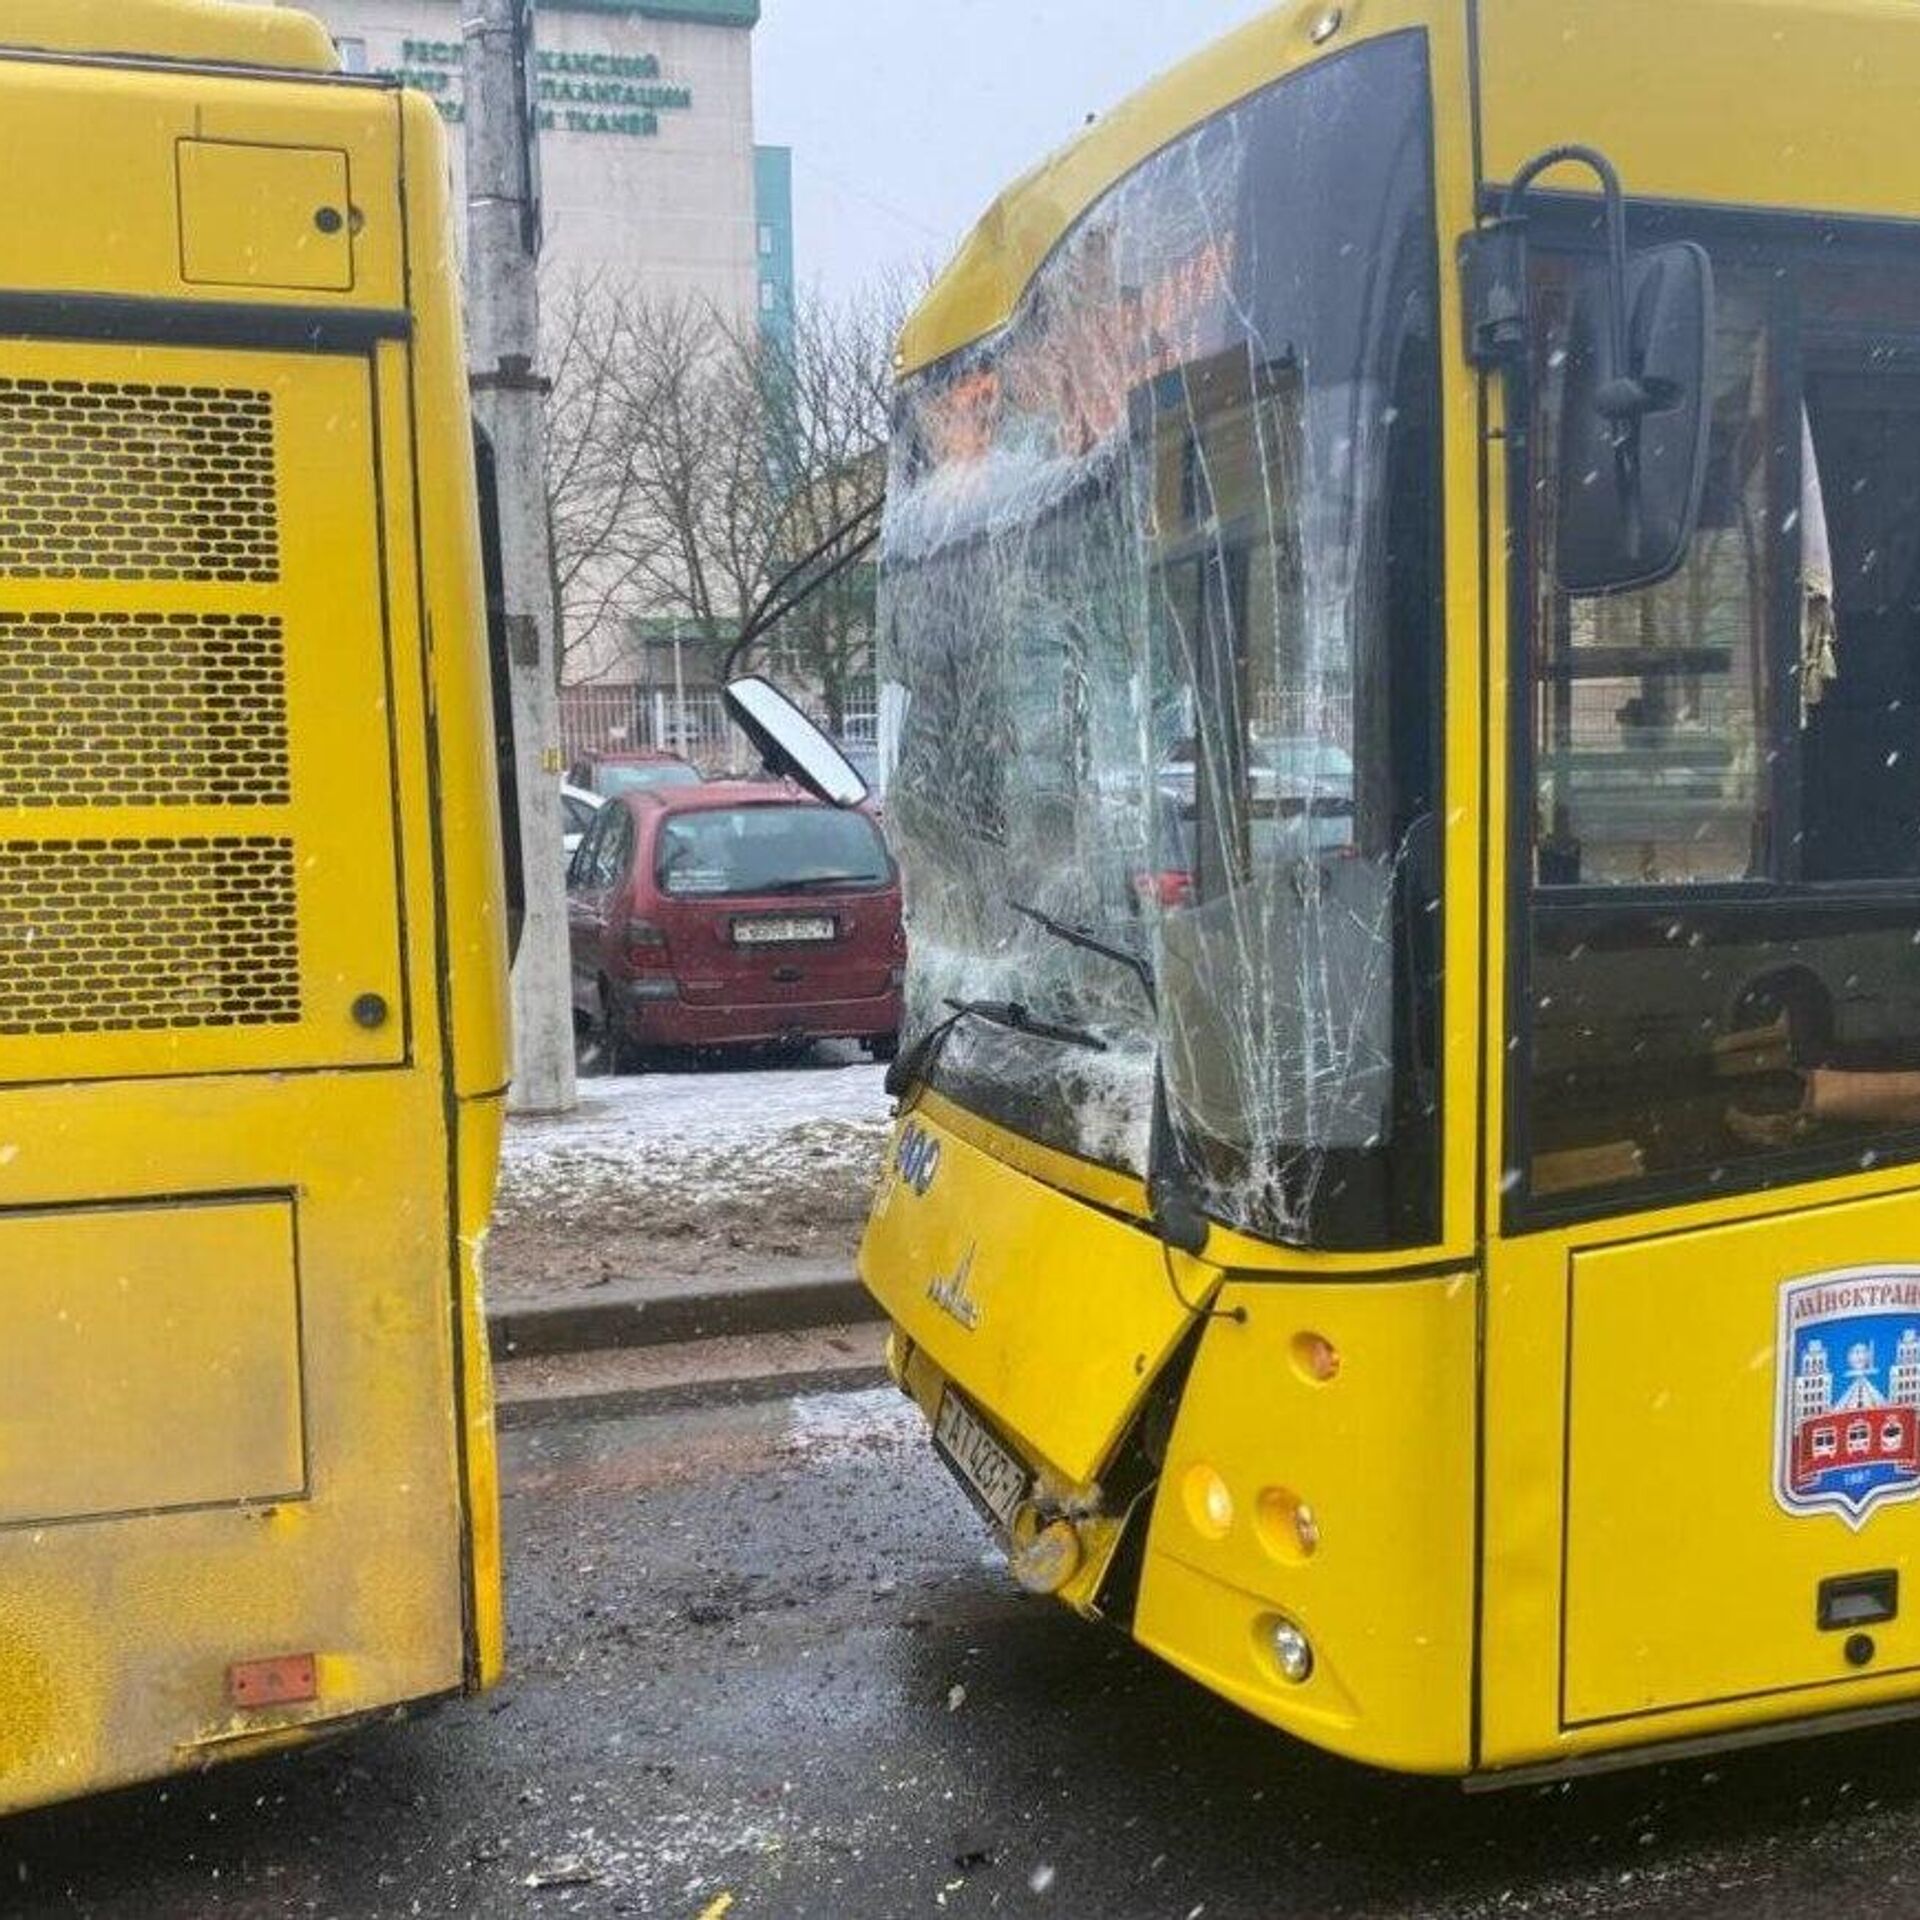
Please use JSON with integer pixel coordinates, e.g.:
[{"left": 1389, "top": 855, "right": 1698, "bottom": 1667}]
[
  {"left": 253, "top": 0, "right": 790, "bottom": 327},
  {"left": 251, "top": 1, "right": 804, "bottom": 754}
]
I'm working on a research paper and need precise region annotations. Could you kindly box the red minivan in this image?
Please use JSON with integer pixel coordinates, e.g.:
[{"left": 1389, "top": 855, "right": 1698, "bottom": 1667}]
[{"left": 567, "top": 783, "right": 905, "bottom": 1065}]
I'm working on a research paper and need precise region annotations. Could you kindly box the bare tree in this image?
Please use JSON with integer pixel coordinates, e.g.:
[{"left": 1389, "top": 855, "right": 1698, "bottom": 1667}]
[
  {"left": 748, "top": 285, "right": 904, "bottom": 732},
  {"left": 543, "top": 276, "right": 652, "bottom": 687},
  {"left": 541, "top": 275, "right": 914, "bottom": 725}
]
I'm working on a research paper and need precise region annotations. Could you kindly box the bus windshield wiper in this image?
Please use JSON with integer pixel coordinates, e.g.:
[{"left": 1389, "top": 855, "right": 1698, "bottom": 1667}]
[
  {"left": 943, "top": 998, "right": 1109, "bottom": 1053},
  {"left": 887, "top": 897, "right": 1210, "bottom": 1262},
  {"left": 1006, "top": 900, "right": 1156, "bottom": 1009},
  {"left": 883, "top": 996, "right": 1105, "bottom": 1100},
  {"left": 1007, "top": 898, "right": 1213, "bottom": 1259}
]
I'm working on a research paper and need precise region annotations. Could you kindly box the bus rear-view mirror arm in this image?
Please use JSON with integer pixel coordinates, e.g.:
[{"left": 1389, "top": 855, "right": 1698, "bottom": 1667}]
[
  {"left": 721, "top": 494, "right": 888, "bottom": 808},
  {"left": 721, "top": 675, "right": 871, "bottom": 809},
  {"left": 1460, "top": 144, "right": 1716, "bottom": 597}
]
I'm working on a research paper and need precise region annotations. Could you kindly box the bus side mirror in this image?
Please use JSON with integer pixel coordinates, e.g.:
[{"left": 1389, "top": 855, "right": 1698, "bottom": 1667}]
[
  {"left": 1556, "top": 242, "right": 1715, "bottom": 596},
  {"left": 723, "top": 675, "right": 871, "bottom": 808}
]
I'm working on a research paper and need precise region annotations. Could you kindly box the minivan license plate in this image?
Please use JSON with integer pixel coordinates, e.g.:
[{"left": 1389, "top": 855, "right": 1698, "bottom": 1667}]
[
  {"left": 733, "top": 915, "right": 835, "bottom": 946},
  {"left": 934, "top": 1391, "right": 1029, "bottom": 1528}
]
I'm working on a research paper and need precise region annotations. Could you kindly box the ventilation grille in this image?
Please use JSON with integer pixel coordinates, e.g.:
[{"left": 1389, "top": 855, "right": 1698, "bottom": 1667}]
[
  {"left": 0, "top": 380, "right": 279, "bottom": 582},
  {"left": 0, "top": 838, "right": 301, "bottom": 1035},
  {"left": 0, "top": 612, "right": 289, "bottom": 808}
]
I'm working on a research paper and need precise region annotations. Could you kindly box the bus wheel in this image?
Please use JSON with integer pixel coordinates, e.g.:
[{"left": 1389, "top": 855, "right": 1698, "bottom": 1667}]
[{"left": 865, "top": 1032, "right": 901, "bottom": 1063}]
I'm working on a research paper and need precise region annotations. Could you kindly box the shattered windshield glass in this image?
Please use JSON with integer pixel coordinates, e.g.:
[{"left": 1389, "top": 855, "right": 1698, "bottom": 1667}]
[{"left": 879, "top": 34, "right": 1445, "bottom": 1249}]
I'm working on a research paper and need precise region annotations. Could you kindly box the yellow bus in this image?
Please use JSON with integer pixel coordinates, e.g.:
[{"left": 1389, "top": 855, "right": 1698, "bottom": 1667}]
[
  {"left": 806, "top": 0, "right": 1920, "bottom": 1782},
  {"left": 0, "top": 1, "right": 512, "bottom": 1813}
]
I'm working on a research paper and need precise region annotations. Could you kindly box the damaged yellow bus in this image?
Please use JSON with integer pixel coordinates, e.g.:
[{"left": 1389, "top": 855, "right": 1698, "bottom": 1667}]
[
  {"left": 0, "top": 2, "right": 512, "bottom": 1812},
  {"left": 743, "top": 0, "right": 1920, "bottom": 1781}
]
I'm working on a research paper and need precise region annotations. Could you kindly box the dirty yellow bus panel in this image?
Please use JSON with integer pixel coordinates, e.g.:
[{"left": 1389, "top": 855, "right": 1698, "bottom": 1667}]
[{"left": 0, "top": 0, "right": 510, "bottom": 1815}]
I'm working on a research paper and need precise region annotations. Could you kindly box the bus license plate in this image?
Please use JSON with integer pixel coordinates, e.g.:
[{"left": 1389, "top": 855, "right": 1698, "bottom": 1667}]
[
  {"left": 934, "top": 1391, "right": 1029, "bottom": 1529},
  {"left": 733, "top": 915, "right": 836, "bottom": 946}
]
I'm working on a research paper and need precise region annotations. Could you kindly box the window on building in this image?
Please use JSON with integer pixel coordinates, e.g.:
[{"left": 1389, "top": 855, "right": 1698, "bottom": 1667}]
[
  {"left": 759, "top": 282, "right": 777, "bottom": 315},
  {"left": 334, "top": 35, "right": 370, "bottom": 73},
  {"left": 758, "top": 224, "right": 775, "bottom": 258}
]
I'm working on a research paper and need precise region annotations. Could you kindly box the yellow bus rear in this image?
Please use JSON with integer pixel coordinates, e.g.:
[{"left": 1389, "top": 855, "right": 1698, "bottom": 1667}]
[
  {"left": 861, "top": 0, "right": 1920, "bottom": 1780},
  {"left": 0, "top": 1, "right": 511, "bottom": 1814}
]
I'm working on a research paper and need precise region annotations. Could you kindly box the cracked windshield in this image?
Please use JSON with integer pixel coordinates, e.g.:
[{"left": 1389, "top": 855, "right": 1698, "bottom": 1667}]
[
  {"left": 882, "top": 35, "right": 1443, "bottom": 1249},
  {"left": 21, "top": 2, "right": 1920, "bottom": 1917}
]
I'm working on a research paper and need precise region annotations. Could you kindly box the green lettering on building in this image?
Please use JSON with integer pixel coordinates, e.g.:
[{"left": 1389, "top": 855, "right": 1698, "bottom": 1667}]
[
  {"left": 536, "top": 49, "right": 661, "bottom": 77},
  {"left": 538, "top": 78, "right": 691, "bottom": 109},
  {"left": 389, "top": 32, "right": 693, "bottom": 136}
]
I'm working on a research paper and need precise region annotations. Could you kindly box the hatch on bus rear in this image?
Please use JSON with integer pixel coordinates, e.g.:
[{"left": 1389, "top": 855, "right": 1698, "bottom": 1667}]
[{"left": 860, "top": 1093, "right": 1206, "bottom": 1496}]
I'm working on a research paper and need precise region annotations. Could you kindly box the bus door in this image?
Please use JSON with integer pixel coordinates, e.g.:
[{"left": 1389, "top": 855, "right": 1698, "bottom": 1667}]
[
  {"left": 0, "top": 329, "right": 461, "bottom": 1805},
  {"left": 1494, "top": 226, "right": 1920, "bottom": 1740}
]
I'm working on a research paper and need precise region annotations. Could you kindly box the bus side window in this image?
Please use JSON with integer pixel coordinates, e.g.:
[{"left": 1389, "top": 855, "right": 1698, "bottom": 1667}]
[
  {"left": 474, "top": 422, "right": 526, "bottom": 963},
  {"left": 1519, "top": 246, "right": 1920, "bottom": 1214},
  {"left": 1799, "top": 365, "right": 1920, "bottom": 882}
]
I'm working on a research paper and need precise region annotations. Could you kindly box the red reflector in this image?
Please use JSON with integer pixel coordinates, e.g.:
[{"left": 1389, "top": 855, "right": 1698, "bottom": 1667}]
[
  {"left": 228, "top": 1654, "right": 318, "bottom": 1709},
  {"left": 1133, "top": 869, "right": 1195, "bottom": 909}
]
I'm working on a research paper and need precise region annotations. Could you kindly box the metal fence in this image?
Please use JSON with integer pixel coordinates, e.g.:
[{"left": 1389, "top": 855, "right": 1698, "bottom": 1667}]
[
  {"left": 559, "top": 685, "right": 732, "bottom": 771},
  {"left": 560, "top": 682, "right": 879, "bottom": 776},
  {"left": 1253, "top": 685, "right": 1353, "bottom": 743}
]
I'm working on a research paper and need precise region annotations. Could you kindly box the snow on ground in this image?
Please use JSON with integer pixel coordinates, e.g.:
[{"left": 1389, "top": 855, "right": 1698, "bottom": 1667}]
[
  {"left": 501, "top": 1056, "right": 894, "bottom": 1218},
  {"left": 489, "top": 1051, "right": 897, "bottom": 1294},
  {"left": 781, "top": 1385, "right": 925, "bottom": 1461}
]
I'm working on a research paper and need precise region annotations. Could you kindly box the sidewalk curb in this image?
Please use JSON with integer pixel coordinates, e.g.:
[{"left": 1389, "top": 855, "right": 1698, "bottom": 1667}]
[
  {"left": 496, "top": 1361, "right": 891, "bottom": 1431},
  {"left": 487, "top": 1273, "right": 879, "bottom": 1361}
]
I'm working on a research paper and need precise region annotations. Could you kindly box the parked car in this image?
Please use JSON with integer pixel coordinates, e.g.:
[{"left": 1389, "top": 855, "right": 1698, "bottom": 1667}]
[
  {"left": 561, "top": 782, "right": 604, "bottom": 863},
  {"left": 567, "top": 782, "right": 905, "bottom": 1068},
  {"left": 568, "top": 748, "right": 703, "bottom": 799},
  {"left": 1126, "top": 742, "right": 1358, "bottom": 912},
  {"left": 1155, "top": 736, "right": 1357, "bottom": 860}
]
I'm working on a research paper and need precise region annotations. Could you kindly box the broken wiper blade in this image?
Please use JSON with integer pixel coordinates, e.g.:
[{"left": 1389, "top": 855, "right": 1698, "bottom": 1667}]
[
  {"left": 883, "top": 903, "right": 1140, "bottom": 1100},
  {"left": 940, "top": 997, "right": 1109, "bottom": 1054},
  {"left": 1006, "top": 900, "right": 1213, "bottom": 1260},
  {"left": 1007, "top": 899, "right": 1156, "bottom": 1010},
  {"left": 883, "top": 994, "right": 1105, "bottom": 1100}
]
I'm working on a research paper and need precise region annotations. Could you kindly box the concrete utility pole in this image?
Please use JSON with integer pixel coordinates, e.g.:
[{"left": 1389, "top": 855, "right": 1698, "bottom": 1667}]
[{"left": 465, "top": 0, "right": 576, "bottom": 1115}]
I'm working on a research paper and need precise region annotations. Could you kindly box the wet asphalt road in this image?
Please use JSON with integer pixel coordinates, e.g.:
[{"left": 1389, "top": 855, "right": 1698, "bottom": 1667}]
[{"left": 13, "top": 1386, "right": 1920, "bottom": 1919}]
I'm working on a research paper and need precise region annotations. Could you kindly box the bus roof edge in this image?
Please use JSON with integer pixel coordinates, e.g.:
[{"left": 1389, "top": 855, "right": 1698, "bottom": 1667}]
[
  {"left": 0, "top": 0, "right": 340, "bottom": 75},
  {"left": 895, "top": 0, "right": 1333, "bottom": 379}
]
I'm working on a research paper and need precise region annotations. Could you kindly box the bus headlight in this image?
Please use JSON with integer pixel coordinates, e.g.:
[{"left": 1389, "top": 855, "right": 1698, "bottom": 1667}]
[
  {"left": 1008, "top": 1504, "right": 1082, "bottom": 1595},
  {"left": 1266, "top": 1617, "right": 1314, "bottom": 1684}
]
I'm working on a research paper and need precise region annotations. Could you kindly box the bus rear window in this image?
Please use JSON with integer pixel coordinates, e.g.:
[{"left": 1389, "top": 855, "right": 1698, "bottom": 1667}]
[{"left": 657, "top": 806, "right": 891, "bottom": 897}]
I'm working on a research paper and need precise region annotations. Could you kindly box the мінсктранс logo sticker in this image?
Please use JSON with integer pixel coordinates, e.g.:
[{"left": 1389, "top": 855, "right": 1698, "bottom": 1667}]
[{"left": 1777, "top": 1267, "right": 1920, "bottom": 1527}]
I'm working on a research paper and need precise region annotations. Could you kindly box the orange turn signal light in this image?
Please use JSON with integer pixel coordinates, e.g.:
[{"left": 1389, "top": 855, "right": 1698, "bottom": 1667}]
[{"left": 228, "top": 1653, "right": 318, "bottom": 1710}]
